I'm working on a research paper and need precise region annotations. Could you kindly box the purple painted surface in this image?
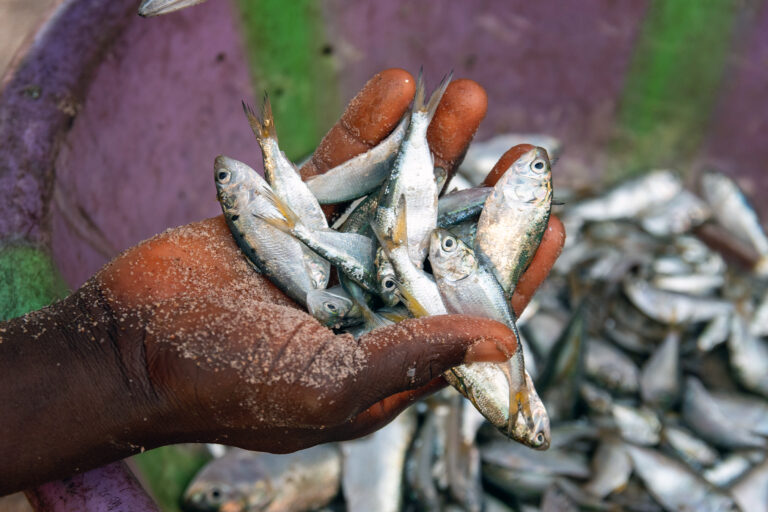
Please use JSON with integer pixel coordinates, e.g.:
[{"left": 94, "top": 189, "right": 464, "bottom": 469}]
[
  {"left": 703, "top": 3, "right": 768, "bottom": 222},
  {"left": 0, "top": 0, "right": 136, "bottom": 244},
  {"left": 25, "top": 461, "right": 160, "bottom": 512},
  {"left": 324, "top": 0, "right": 649, "bottom": 185},
  {"left": 51, "top": 0, "right": 259, "bottom": 288}
]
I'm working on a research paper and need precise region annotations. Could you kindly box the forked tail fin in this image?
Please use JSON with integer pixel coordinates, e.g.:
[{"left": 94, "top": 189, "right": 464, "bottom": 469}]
[{"left": 242, "top": 93, "right": 278, "bottom": 142}]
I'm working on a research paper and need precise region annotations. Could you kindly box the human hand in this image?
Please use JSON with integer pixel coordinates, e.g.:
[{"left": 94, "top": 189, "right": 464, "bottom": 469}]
[{"left": 0, "top": 69, "right": 565, "bottom": 494}]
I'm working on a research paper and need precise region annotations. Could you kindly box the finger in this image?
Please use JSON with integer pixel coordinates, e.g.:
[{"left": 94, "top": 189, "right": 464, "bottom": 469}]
[
  {"left": 482, "top": 143, "right": 537, "bottom": 187},
  {"left": 300, "top": 68, "right": 416, "bottom": 181},
  {"left": 348, "top": 315, "right": 518, "bottom": 413},
  {"left": 427, "top": 79, "right": 488, "bottom": 184},
  {"left": 330, "top": 377, "right": 447, "bottom": 441},
  {"left": 510, "top": 216, "right": 565, "bottom": 316}
]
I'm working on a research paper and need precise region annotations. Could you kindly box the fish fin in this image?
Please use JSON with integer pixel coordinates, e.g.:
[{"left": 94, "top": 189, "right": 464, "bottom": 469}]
[
  {"left": 242, "top": 94, "right": 278, "bottom": 142},
  {"left": 395, "top": 279, "right": 430, "bottom": 318},
  {"left": 424, "top": 69, "right": 453, "bottom": 121},
  {"left": 412, "top": 66, "right": 426, "bottom": 114},
  {"left": 392, "top": 194, "right": 409, "bottom": 246},
  {"left": 360, "top": 303, "right": 393, "bottom": 330},
  {"left": 251, "top": 186, "right": 299, "bottom": 232}
]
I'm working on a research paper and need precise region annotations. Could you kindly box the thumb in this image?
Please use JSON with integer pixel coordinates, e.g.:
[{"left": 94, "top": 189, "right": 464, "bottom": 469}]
[{"left": 349, "top": 315, "right": 518, "bottom": 413}]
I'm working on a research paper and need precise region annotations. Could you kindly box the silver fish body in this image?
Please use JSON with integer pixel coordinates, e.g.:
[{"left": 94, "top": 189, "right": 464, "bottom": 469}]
[
  {"left": 183, "top": 444, "right": 341, "bottom": 512},
  {"left": 138, "top": 0, "right": 207, "bottom": 16},
  {"left": 697, "top": 313, "right": 732, "bottom": 352},
  {"left": 639, "top": 330, "right": 681, "bottom": 409},
  {"left": 623, "top": 276, "right": 733, "bottom": 325},
  {"left": 374, "top": 248, "right": 401, "bottom": 307},
  {"left": 306, "top": 285, "right": 362, "bottom": 329},
  {"left": 705, "top": 452, "right": 760, "bottom": 488},
  {"left": 624, "top": 444, "right": 740, "bottom": 512},
  {"left": 640, "top": 189, "right": 711, "bottom": 236},
  {"left": 341, "top": 407, "right": 417, "bottom": 512},
  {"left": 582, "top": 439, "right": 631, "bottom": 499},
  {"left": 584, "top": 337, "right": 639, "bottom": 394},
  {"left": 731, "top": 458, "right": 768, "bottom": 512},
  {"left": 214, "top": 156, "right": 320, "bottom": 305},
  {"left": 682, "top": 377, "right": 766, "bottom": 450},
  {"left": 474, "top": 146, "right": 552, "bottom": 296},
  {"left": 429, "top": 229, "right": 549, "bottom": 449},
  {"left": 610, "top": 403, "right": 661, "bottom": 446},
  {"left": 436, "top": 187, "right": 492, "bottom": 228},
  {"left": 727, "top": 314, "right": 768, "bottom": 397},
  {"left": 662, "top": 424, "right": 719, "bottom": 470},
  {"left": 710, "top": 389, "right": 768, "bottom": 436},
  {"left": 373, "top": 72, "right": 451, "bottom": 266},
  {"left": 701, "top": 170, "right": 768, "bottom": 274},
  {"left": 306, "top": 115, "right": 409, "bottom": 204}
]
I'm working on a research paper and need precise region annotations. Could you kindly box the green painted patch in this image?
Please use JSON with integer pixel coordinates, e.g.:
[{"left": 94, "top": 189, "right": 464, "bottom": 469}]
[
  {"left": 132, "top": 445, "right": 211, "bottom": 512},
  {"left": 235, "top": 0, "right": 340, "bottom": 161},
  {"left": 611, "top": 0, "right": 739, "bottom": 180},
  {"left": 0, "top": 243, "right": 69, "bottom": 321}
]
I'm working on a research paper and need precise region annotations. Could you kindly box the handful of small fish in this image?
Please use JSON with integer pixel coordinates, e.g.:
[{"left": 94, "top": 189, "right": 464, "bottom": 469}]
[{"left": 190, "top": 72, "right": 768, "bottom": 511}]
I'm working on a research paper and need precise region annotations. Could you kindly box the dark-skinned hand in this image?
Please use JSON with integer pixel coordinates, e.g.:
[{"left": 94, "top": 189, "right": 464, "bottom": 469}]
[{"left": 0, "top": 69, "right": 565, "bottom": 496}]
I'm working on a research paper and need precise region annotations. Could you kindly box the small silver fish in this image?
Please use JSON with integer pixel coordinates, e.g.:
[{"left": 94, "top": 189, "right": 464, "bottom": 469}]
[
  {"left": 436, "top": 187, "right": 492, "bottom": 228},
  {"left": 373, "top": 70, "right": 452, "bottom": 267},
  {"left": 306, "top": 285, "right": 362, "bottom": 329},
  {"left": 624, "top": 444, "right": 740, "bottom": 512},
  {"left": 651, "top": 273, "right": 724, "bottom": 295},
  {"left": 701, "top": 169, "right": 768, "bottom": 275},
  {"left": 474, "top": 146, "right": 552, "bottom": 296},
  {"left": 255, "top": 189, "right": 379, "bottom": 294},
  {"left": 640, "top": 189, "right": 711, "bottom": 236},
  {"left": 727, "top": 313, "right": 768, "bottom": 397},
  {"left": 458, "top": 133, "right": 562, "bottom": 186},
  {"left": 341, "top": 407, "right": 417, "bottom": 512},
  {"left": 639, "top": 330, "right": 681, "bottom": 409},
  {"left": 623, "top": 276, "right": 733, "bottom": 325},
  {"left": 710, "top": 389, "right": 768, "bottom": 436},
  {"left": 429, "top": 229, "right": 550, "bottom": 449},
  {"left": 214, "top": 156, "right": 321, "bottom": 305},
  {"left": 582, "top": 438, "right": 631, "bottom": 499},
  {"left": 584, "top": 337, "right": 640, "bottom": 394},
  {"left": 681, "top": 377, "right": 766, "bottom": 449},
  {"left": 610, "top": 403, "right": 661, "bottom": 446},
  {"left": 306, "top": 115, "right": 410, "bottom": 204},
  {"left": 183, "top": 444, "right": 341, "bottom": 512},
  {"left": 662, "top": 424, "right": 719, "bottom": 470},
  {"left": 705, "top": 452, "right": 761, "bottom": 488},
  {"left": 138, "top": 0, "right": 206, "bottom": 16},
  {"left": 697, "top": 313, "right": 731, "bottom": 352}
]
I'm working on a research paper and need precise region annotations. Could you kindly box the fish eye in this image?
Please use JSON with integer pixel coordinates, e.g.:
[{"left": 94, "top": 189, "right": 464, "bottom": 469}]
[
  {"left": 535, "top": 432, "right": 544, "bottom": 445},
  {"left": 206, "top": 487, "right": 225, "bottom": 504},
  {"left": 531, "top": 159, "right": 546, "bottom": 172},
  {"left": 217, "top": 170, "right": 231, "bottom": 183},
  {"left": 324, "top": 301, "right": 338, "bottom": 312},
  {"left": 383, "top": 278, "right": 395, "bottom": 290},
  {"left": 441, "top": 236, "right": 457, "bottom": 252}
]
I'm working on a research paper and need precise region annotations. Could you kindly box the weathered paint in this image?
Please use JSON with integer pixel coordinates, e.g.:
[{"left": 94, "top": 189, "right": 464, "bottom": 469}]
[
  {"left": 0, "top": 243, "right": 68, "bottom": 322},
  {"left": 235, "top": 0, "right": 340, "bottom": 160},
  {"left": 323, "top": 0, "right": 648, "bottom": 185},
  {"left": 51, "top": 0, "right": 257, "bottom": 288},
  {"left": 613, "top": 0, "right": 740, "bottom": 179}
]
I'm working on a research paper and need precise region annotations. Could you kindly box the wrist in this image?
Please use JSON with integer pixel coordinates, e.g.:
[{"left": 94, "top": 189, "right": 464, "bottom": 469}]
[{"left": 0, "top": 281, "right": 174, "bottom": 494}]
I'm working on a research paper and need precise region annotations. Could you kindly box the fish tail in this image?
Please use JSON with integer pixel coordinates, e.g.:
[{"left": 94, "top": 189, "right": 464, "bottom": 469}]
[
  {"left": 242, "top": 93, "right": 277, "bottom": 142},
  {"left": 424, "top": 69, "right": 453, "bottom": 121},
  {"left": 252, "top": 187, "right": 299, "bottom": 233},
  {"left": 412, "top": 66, "right": 426, "bottom": 113}
]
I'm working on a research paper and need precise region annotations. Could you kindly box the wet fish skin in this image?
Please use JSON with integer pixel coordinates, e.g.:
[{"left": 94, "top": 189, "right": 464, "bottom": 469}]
[
  {"left": 705, "top": 452, "right": 761, "bottom": 488},
  {"left": 341, "top": 407, "right": 416, "bottom": 512},
  {"left": 662, "top": 424, "right": 719, "bottom": 470},
  {"left": 138, "top": 0, "right": 207, "bottom": 16},
  {"left": 429, "top": 229, "right": 549, "bottom": 449},
  {"left": 727, "top": 314, "right": 768, "bottom": 397},
  {"left": 623, "top": 276, "right": 733, "bottom": 325},
  {"left": 582, "top": 438, "right": 631, "bottom": 499},
  {"left": 640, "top": 189, "right": 711, "bottom": 237},
  {"left": 624, "top": 444, "right": 740, "bottom": 512},
  {"left": 183, "top": 444, "right": 341, "bottom": 512},
  {"left": 474, "top": 146, "right": 552, "bottom": 296},
  {"left": 306, "top": 285, "right": 362, "bottom": 328},
  {"left": 701, "top": 169, "right": 768, "bottom": 274},
  {"left": 373, "top": 71, "right": 452, "bottom": 267},
  {"left": 697, "top": 313, "right": 731, "bottom": 352},
  {"left": 710, "top": 389, "right": 768, "bottom": 436},
  {"left": 584, "top": 337, "right": 640, "bottom": 394},
  {"left": 610, "top": 403, "right": 661, "bottom": 446},
  {"left": 436, "top": 187, "right": 492, "bottom": 228},
  {"left": 306, "top": 115, "right": 409, "bottom": 204},
  {"left": 214, "top": 156, "right": 317, "bottom": 306},
  {"left": 681, "top": 377, "right": 766, "bottom": 450},
  {"left": 639, "top": 330, "right": 681, "bottom": 409}
]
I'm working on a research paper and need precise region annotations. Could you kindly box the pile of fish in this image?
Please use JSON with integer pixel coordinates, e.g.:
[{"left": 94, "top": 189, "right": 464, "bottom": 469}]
[{"left": 186, "top": 72, "right": 768, "bottom": 511}]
